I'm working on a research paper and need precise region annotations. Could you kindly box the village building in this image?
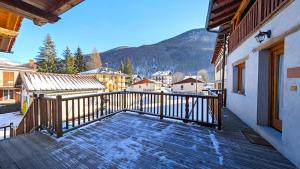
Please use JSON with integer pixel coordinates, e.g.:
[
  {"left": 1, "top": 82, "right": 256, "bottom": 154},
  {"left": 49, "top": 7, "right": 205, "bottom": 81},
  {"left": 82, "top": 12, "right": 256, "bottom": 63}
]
[
  {"left": 171, "top": 77, "right": 204, "bottom": 93},
  {"left": 152, "top": 71, "right": 172, "bottom": 86},
  {"left": 132, "top": 74, "right": 142, "bottom": 84},
  {"left": 206, "top": 0, "right": 300, "bottom": 167},
  {"left": 131, "top": 79, "right": 162, "bottom": 92},
  {"left": 16, "top": 72, "right": 105, "bottom": 113},
  {"left": 0, "top": 64, "right": 34, "bottom": 105},
  {"left": 81, "top": 67, "right": 126, "bottom": 92}
]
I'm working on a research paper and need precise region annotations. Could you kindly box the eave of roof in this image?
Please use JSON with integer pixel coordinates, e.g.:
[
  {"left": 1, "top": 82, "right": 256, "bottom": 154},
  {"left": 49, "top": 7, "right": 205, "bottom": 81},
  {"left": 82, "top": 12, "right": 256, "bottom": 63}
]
[
  {"left": 206, "top": 0, "right": 243, "bottom": 30},
  {"left": 172, "top": 78, "right": 203, "bottom": 85}
]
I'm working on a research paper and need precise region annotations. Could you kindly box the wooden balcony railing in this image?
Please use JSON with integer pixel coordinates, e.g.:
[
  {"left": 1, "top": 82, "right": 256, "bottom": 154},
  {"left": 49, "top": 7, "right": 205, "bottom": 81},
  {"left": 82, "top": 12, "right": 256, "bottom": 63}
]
[
  {"left": 9, "top": 90, "right": 222, "bottom": 139},
  {"left": 228, "top": 0, "right": 290, "bottom": 53},
  {"left": 0, "top": 123, "right": 13, "bottom": 141}
]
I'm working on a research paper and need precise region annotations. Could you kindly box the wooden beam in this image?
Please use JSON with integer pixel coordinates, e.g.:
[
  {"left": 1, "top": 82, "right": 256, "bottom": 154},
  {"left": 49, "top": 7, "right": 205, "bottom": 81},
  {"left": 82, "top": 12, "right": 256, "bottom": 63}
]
[
  {"left": 210, "top": 3, "right": 240, "bottom": 21},
  {"left": 48, "top": 0, "right": 74, "bottom": 12},
  {"left": 0, "top": 27, "right": 18, "bottom": 37},
  {"left": 0, "top": 0, "right": 60, "bottom": 25}
]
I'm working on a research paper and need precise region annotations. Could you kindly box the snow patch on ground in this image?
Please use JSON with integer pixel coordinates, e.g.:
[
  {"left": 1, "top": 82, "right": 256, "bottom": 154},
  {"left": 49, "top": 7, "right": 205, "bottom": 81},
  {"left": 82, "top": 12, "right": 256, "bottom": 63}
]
[
  {"left": 209, "top": 132, "right": 223, "bottom": 165},
  {"left": 0, "top": 111, "right": 23, "bottom": 127},
  {"left": 0, "top": 111, "right": 23, "bottom": 140}
]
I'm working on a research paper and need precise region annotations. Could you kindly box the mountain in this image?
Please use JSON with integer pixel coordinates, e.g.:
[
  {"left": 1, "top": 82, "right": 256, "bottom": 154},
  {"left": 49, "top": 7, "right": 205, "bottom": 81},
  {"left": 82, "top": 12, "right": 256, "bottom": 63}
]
[{"left": 86, "top": 28, "right": 216, "bottom": 80}]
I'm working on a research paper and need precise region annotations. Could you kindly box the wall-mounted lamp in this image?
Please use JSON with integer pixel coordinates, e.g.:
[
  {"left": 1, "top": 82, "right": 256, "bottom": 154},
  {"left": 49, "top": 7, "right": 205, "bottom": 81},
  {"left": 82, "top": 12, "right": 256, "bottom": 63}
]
[{"left": 255, "top": 30, "right": 271, "bottom": 43}]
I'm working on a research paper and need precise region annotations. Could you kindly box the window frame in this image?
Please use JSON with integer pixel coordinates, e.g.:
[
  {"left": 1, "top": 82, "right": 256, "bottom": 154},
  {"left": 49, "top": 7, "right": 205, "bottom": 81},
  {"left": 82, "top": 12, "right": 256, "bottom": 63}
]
[{"left": 233, "top": 62, "right": 246, "bottom": 95}]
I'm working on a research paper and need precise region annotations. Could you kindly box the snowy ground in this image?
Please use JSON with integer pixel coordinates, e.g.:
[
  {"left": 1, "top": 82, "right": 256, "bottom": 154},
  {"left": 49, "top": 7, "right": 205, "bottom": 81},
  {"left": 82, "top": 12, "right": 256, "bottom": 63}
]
[{"left": 0, "top": 111, "right": 23, "bottom": 140}]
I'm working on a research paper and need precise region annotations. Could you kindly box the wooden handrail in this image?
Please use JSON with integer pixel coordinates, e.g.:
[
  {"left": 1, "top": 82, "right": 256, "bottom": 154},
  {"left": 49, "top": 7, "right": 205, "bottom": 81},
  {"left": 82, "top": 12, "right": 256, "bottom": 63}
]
[{"left": 8, "top": 90, "right": 223, "bottom": 139}]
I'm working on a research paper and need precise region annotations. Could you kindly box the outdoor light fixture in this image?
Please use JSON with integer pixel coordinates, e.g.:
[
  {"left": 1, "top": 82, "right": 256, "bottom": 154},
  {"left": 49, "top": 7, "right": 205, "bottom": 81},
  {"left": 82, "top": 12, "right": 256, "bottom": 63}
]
[{"left": 255, "top": 30, "right": 272, "bottom": 43}]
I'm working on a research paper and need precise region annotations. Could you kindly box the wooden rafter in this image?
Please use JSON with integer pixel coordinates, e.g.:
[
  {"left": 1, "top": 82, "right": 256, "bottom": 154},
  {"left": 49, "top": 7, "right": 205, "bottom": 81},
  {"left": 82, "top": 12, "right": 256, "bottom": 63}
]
[
  {"left": 0, "top": 0, "right": 60, "bottom": 25},
  {"left": 0, "top": 27, "right": 18, "bottom": 37}
]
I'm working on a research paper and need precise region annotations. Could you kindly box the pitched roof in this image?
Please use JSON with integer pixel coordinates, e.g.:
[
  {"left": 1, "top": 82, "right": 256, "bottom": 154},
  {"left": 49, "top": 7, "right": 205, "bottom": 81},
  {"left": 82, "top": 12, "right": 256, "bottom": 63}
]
[
  {"left": 0, "top": 0, "right": 83, "bottom": 53},
  {"left": 81, "top": 67, "right": 126, "bottom": 76},
  {"left": 132, "top": 79, "right": 161, "bottom": 85},
  {"left": 19, "top": 72, "right": 105, "bottom": 92},
  {"left": 152, "top": 71, "right": 172, "bottom": 76},
  {"left": 172, "top": 78, "right": 203, "bottom": 85},
  {"left": 206, "top": 0, "right": 242, "bottom": 30}
]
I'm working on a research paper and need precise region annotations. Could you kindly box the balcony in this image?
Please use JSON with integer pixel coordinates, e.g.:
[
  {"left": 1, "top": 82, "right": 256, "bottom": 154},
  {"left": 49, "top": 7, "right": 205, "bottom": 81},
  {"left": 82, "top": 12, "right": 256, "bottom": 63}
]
[
  {"left": 0, "top": 91, "right": 296, "bottom": 168},
  {"left": 0, "top": 109, "right": 295, "bottom": 168},
  {"left": 228, "top": 0, "right": 290, "bottom": 53}
]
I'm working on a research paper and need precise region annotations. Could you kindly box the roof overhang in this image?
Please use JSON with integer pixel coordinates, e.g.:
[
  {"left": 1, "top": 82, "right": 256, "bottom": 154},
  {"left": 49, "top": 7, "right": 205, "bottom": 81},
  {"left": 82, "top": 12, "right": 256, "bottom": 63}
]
[
  {"left": 0, "top": 0, "right": 84, "bottom": 53},
  {"left": 206, "top": 0, "right": 242, "bottom": 31}
]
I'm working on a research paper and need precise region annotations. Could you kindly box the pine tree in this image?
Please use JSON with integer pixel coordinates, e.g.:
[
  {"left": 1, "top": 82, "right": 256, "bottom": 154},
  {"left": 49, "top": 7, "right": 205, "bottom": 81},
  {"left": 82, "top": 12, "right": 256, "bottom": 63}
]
[
  {"left": 74, "top": 47, "right": 86, "bottom": 72},
  {"left": 35, "top": 34, "right": 58, "bottom": 72},
  {"left": 119, "top": 61, "right": 125, "bottom": 73},
  {"left": 63, "top": 47, "right": 77, "bottom": 74},
  {"left": 126, "top": 58, "right": 133, "bottom": 75}
]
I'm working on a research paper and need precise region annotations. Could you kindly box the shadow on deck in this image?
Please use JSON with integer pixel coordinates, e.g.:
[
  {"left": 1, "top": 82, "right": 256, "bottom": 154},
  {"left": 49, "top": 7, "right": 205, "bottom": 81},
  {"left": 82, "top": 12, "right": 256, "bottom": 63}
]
[{"left": 0, "top": 109, "right": 296, "bottom": 169}]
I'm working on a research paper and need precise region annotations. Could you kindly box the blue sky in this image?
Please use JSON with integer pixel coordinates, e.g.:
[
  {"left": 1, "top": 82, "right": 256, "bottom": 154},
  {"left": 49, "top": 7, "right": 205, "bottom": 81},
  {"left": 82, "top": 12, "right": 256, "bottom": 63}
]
[{"left": 1, "top": 0, "right": 209, "bottom": 63}]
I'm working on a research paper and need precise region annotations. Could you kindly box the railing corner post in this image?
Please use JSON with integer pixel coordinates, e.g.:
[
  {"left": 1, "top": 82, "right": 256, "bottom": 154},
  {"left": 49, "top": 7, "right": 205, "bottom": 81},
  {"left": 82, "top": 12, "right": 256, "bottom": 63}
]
[
  {"left": 10, "top": 122, "right": 14, "bottom": 137},
  {"left": 217, "top": 94, "right": 222, "bottom": 130},
  {"left": 183, "top": 96, "right": 189, "bottom": 123},
  {"left": 56, "top": 95, "right": 63, "bottom": 137},
  {"left": 123, "top": 89, "right": 127, "bottom": 112},
  {"left": 160, "top": 91, "right": 164, "bottom": 120}
]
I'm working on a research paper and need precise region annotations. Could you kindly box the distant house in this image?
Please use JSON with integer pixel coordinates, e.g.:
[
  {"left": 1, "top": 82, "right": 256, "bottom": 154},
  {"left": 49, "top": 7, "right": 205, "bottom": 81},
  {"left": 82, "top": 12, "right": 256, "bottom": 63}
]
[
  {"left": 131, "top": 79, "right": 162, "bottom": 92},
  {"left": 152, "top": 71, "right": 172, "bottom": 86},
  {"left": 0, "top": 64, "right": 35, "bottom": 105},
  {"left": 132, "top": 74, "right": 142, "bottom": 84},
  {"left": 16, "top": 72, "right": 105, "bottom": 113},
  {"left": 81, "top": 67, "right": 126, "bottom": 92},
  {"left": 171, "top": 78, "right": 204, "bottom": 93}
]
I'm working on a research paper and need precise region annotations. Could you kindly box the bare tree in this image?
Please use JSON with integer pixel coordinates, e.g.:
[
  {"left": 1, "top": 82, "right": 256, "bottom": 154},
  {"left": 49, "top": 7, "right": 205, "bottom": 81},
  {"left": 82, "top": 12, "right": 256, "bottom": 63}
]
[
  {"left": 87, "top": 48, "right": 102, "bottom": 69},
  {"left": 198, "top": 69, "right": 208, "bottom": 84},
  {"left": 172, "top": 72, "right": 185, "bottom": 83}
]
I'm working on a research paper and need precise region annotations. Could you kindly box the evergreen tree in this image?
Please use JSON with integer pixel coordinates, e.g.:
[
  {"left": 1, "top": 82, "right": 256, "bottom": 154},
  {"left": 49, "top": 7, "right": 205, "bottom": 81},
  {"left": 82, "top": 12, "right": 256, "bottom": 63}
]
[
  {"left": 35, "top": 34, "right": 57, "bottom": 72},
  {"left": 74, "top": 47, "right": 86, "bottom": 72},
  {"left": 125, "top": 58, "right": 133, "bottom": 75},
  {"left": 119, "top": 61, "right": 125, "bottom": 73},
  {"left": 63, "top": 47, "right": 77, "bottom": 74}
]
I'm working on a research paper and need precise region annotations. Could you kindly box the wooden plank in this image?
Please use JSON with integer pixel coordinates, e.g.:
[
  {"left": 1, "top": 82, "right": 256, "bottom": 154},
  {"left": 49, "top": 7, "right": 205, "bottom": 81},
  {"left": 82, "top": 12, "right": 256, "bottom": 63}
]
[{"left": 287, "top": 67, "right": 300, "bottom": 78}]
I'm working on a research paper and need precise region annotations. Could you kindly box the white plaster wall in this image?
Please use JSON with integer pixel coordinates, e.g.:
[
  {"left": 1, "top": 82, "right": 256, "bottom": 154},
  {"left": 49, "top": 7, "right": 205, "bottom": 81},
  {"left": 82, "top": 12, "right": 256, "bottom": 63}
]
[
  {"left": 172, "top": 83, "right": 204, "bottom": 93},
  {"left": 226, "top": 1, "right": 300, "bottom": 167},
  {"left": 131, "top": 83, "right": 159, "bottom": 92}
]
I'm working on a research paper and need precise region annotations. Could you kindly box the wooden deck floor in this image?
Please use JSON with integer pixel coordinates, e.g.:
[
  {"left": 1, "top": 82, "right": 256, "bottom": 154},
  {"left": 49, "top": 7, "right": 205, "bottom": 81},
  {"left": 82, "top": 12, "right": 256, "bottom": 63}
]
[{"left": 0, "top": 109, "right": 296, "bottom": 169}]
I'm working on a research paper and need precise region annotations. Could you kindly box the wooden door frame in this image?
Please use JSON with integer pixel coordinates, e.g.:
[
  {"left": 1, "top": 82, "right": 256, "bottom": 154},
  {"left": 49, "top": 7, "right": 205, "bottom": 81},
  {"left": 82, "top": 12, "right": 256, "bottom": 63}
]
[{"left": 269, "top": 43, "right": 284, "bottom": 132}]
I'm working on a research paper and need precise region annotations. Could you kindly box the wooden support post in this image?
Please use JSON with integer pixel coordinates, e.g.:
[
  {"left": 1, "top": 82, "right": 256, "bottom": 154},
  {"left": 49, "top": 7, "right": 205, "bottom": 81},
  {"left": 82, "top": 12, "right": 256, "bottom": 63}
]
[
  {"left": 184, "top": 96, "right": 189, "bottom": 123},
  {"left": 39, "top": 94, "right": 44, "bottom": 128},
  {"left": 10, "top": 123, "right": 14, "bottom": 138},
  {"left": 218, "top": 94, "right": 222, "bottom": 130},
  {"left": 160, "top": 91, "right": 164, "bottom": 120},
  {"left": 56, "top": 95, "right": 63, "bottom": 137},
  {"left": 100, "top": 95, "right": 104, "bottom": 116},
  {"left": 123, "top": 89, "right": 126, "bottom": 111},
  {"left": 140, "top": 93, "right": 143, "bottom": 112},
  {"left": 33, "top": 94, "right": 39, "bottom": 130}
]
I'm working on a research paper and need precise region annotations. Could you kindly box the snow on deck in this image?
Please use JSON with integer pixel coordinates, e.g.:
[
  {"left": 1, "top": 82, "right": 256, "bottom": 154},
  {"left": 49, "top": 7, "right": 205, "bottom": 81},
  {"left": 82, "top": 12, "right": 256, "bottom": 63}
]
[
  {"left": 0, "top": 110, "right": 296, "bottom": 168},
  {"left": 0, "top": 111, "right": 23, "bottom": 140}
]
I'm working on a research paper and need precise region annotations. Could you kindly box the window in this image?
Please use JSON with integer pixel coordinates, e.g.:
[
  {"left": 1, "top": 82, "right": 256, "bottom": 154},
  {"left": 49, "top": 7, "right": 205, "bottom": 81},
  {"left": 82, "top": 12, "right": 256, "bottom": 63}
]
[
  {"left": 139, "top": 85, "right": 141, "bottom": 88},
  {"left": 3, "top": 72, "right": 14, "bottom": 86},
  {"left": 3, "top": 90, "right": 14, "bottom": 100},
  {"left": 233, "top": 62, "right": 245, "bottom": 94},
  {"left": 191, "top": 83, "right": 194, "bottom": 85},
  {"left": 181, "top": 85, "right": 184, "bottom": 90}
]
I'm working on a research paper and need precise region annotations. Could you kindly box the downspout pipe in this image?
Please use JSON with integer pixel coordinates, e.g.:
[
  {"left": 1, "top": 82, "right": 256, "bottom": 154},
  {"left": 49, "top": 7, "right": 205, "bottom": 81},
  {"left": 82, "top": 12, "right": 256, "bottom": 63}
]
[{"left": 205, "top": 0, "right": 228, "bottom": 107}]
